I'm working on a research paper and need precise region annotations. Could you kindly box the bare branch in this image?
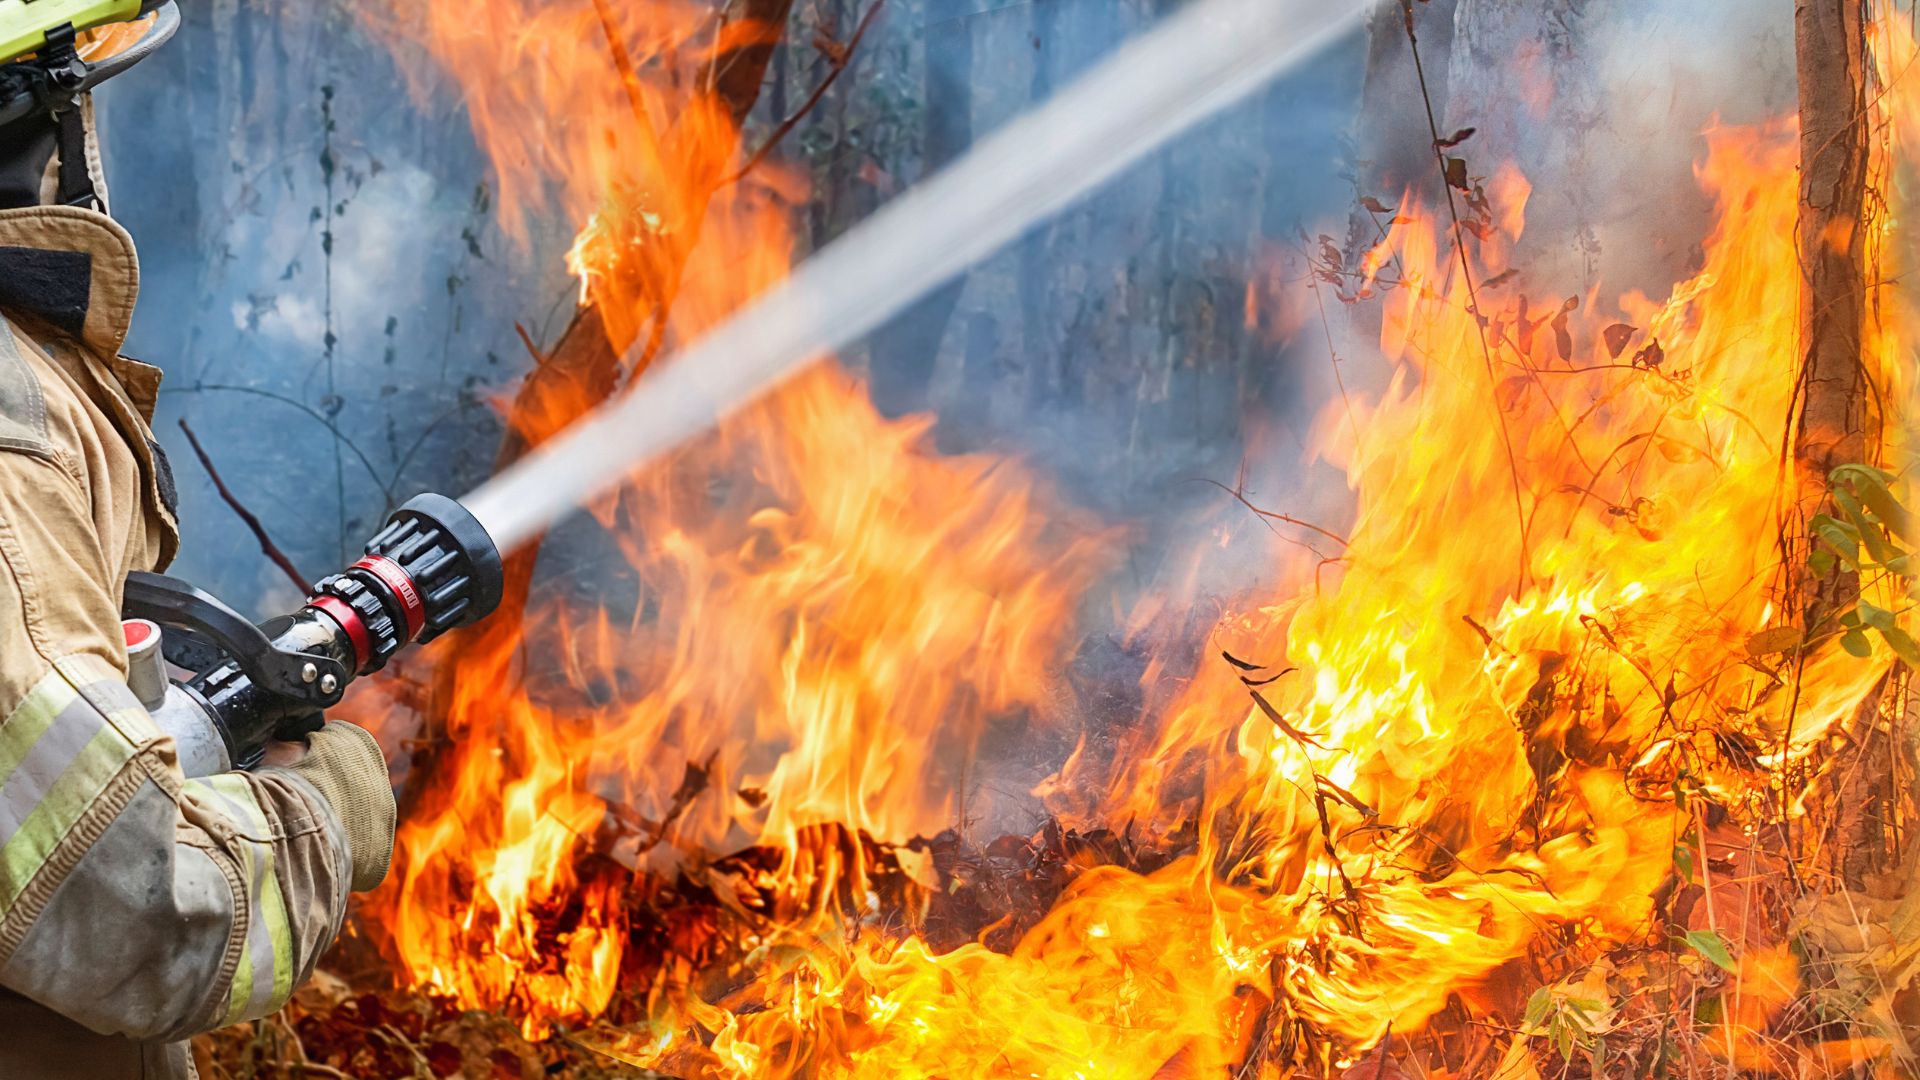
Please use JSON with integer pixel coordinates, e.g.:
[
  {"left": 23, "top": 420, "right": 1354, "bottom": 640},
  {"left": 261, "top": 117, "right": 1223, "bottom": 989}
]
[
  {"left": 722, "top": 0, "right": 889, "bottom": 189},
  {"left": 177, "top": 418, "right": 311, "bottom": 593}
]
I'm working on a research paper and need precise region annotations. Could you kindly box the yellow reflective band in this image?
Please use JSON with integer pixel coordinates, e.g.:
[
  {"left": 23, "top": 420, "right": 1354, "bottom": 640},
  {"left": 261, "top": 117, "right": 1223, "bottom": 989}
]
[
  {"left": 55, "top": 654, "right": 160, "bottom": 745},
  {"left": 0, "top": 671, "right": 79, "bottom": 786},
  {"left": 0, "top": 724, "right": 135, "bottom": 912},
  {"left": 197, "top": 774, "right": 295, "bottom": 1024}
]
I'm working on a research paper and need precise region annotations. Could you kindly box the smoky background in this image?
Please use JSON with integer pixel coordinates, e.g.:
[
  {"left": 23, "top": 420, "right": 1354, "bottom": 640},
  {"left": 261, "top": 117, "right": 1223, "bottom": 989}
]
[
  {"left": 91, "top": 1, "right": 1803, "bottom": 838},
  {"left": 94, "top": 1, "right": 1367, "bottom": 617}
]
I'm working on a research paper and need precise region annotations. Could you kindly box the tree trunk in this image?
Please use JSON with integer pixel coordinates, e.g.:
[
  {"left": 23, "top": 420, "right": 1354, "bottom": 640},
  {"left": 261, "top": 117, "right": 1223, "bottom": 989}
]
[
  {"left": 868, "top": 0, "right": 975, "bottom": 418},
  {"left": 1795, "top": 0, "right": 1873, "bottom": 483},
  {"left": 1795, "top": 0, "right": 1890, "bottom": 890},
  {"left": 1019, "top": 0, "right": 1061, "bottom": 413}
]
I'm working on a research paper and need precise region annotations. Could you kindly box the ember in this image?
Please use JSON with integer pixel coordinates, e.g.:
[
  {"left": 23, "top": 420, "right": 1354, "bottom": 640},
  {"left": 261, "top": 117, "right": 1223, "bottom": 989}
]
[{"left": 213, "top": 0, "right": 1920, "bottom": 1076}]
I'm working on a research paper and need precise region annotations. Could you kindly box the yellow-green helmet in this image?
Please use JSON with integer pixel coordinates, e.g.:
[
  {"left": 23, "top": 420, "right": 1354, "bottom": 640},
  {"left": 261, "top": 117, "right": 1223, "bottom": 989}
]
[{"left": 0, "top": 0, "right": 179, "bottom": 124}]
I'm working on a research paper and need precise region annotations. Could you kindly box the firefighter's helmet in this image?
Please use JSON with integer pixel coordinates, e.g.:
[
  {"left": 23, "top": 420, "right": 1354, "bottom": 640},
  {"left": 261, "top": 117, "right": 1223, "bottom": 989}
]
[{"left": 0, "top": 0, "right": 180, "bottom": 210}]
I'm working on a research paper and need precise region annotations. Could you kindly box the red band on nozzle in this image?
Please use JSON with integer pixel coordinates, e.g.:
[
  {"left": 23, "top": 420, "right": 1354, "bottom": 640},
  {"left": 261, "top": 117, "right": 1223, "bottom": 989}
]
[
  {"left": 310, "top": 595, "right": 371, "bottom": 671},
  {"left": 354, "top": 555, "right": 426, "bottom": 642}
]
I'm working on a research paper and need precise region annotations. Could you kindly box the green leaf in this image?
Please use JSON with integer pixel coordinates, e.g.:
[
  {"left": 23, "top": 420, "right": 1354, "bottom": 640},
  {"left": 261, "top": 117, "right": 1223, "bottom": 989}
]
[
  {"left": 1810, "top": 548, "right": 1838, "bottom": 577},
  {"left": 1842, "top": 629, "right": 1874, "bottom": 658},
  {"left": 1837, "top": 488, "right": 1896, "bottom": 564},
  {"left": 1674, "top": 843, "right": 1695, "bottom": 883},
  {"left": 1523, "top": 985, "right": 1553, "bottom": 1030},
  {"left": 1856, "top": 476, "right": 1916, "bottom": 545},
  {"left": 1816, "top": 518, "right": 1862, "bottom": 564},
  {"left": 1859, "top": 601, "right": 1896, "bottom": 632},
  {"left": 1831, "top": 463, "right": 1898, "bottom": 491},
  {"left": 1683, "top": 928, "right": 1738, "bottom": 972},
  {"left": 1881, "top": 626, "right": 1920, "bottom": 666}
]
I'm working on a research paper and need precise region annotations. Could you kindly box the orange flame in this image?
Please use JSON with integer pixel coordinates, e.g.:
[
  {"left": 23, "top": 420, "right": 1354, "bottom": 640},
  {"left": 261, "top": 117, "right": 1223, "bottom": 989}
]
[{"left": 344, "top": 0, "right": 1917, "bottom": 1074}]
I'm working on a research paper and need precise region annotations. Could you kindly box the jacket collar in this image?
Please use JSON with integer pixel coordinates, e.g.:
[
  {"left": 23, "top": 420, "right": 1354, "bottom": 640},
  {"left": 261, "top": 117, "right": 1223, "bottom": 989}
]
[{"left": 0, "top": 205, "right": 139, "bottom": 362}]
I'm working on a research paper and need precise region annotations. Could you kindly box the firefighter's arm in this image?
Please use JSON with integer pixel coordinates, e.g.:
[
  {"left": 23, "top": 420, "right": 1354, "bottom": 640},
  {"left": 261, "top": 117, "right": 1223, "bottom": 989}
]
[{"left": 0, "top": 415, "right": 382, "bottom": 1041}]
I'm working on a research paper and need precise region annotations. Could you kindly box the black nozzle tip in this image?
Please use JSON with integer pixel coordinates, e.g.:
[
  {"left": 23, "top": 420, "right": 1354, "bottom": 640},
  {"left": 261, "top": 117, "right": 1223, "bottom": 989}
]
[{"left": 390, "top": 493, "right": 506, "bottom": 626}]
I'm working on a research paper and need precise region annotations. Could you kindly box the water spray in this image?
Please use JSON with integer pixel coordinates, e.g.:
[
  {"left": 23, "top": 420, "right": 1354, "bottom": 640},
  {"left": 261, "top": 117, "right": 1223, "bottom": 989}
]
[
  {"left": 108, "top": 0, "right": 1361, "bottom": 775},
  {"left": 461, "top": 0, "right": 1371, "bottom": 551}
]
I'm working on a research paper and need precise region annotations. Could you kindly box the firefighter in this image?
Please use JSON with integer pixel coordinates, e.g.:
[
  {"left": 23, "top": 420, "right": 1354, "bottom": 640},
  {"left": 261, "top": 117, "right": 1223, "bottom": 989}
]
[{"left": 0, "top": 5, "right": 398, "bottom": 1075}]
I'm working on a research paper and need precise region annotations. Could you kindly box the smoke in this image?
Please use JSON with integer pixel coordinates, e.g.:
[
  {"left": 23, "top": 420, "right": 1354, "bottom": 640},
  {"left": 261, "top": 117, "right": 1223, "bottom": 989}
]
[
  {"left": 89, "top": 0, "right": 1815, "bottom": 848},
  {"left": 1443, "top": 0, "right": 1797, "bottom": 295}
]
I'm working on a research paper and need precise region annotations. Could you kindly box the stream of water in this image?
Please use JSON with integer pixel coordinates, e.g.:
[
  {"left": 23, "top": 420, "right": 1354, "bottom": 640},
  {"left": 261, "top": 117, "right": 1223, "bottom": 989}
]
[{"left": 461, "top": 0, "right": 1373, "bottom": 551}]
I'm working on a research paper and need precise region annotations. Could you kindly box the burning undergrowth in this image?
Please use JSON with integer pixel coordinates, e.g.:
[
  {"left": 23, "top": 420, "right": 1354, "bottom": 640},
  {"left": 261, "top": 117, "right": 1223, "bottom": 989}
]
[{"left": 200, "top": 1, "right": 1920, "bottom": 1077}]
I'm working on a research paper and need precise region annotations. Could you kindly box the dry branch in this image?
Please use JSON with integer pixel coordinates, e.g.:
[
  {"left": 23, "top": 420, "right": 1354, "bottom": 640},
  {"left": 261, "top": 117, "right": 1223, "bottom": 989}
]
[{"left": 177, "top": 418, "right": 311, "bottom": 593}]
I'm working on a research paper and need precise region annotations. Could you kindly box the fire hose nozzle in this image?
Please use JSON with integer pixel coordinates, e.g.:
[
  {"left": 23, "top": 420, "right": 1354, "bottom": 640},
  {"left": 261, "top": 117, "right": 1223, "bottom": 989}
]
[
  {"left": 308, "top": 493, "right": 506, "bottom": 677},
  {"left": 123, "top": 493, "right": 505, "bottom": 774}
]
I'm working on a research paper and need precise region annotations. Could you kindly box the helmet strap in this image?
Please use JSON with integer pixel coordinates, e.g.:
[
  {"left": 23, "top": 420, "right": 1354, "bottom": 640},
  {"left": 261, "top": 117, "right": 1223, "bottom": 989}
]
[{"left": 52, "top": 102, "right": 99, "bottom": 211}]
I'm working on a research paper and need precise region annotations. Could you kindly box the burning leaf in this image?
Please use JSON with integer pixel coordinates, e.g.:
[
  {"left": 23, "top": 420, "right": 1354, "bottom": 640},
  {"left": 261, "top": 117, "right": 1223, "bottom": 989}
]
[
  {"left": 1744, "top": 626, "right": 1803, "bottom": 657},
  {"left": 1249, "top": 689, "right": 1328, "bottom": 749},
  {"left": 1632, "top": 340, "right": 1665, "bottom": 369},
  {"left": 1444, "top": 155, "right": 1470, "bottom": 191},
  {"left": 1492, "top": 1037, "right": 1541, "bottom": 1080},
  {"left": 894, "top": 846, "right": 940, "bottom": 891},
  {"left": 1315, "top": 775, "right": 1376, "bottom": 818},
  {"left": 1221, "top": 651, "right": 1266, "bottom": 671},
  {"left": 1603, "top": 323, "right": 1638, "bottom": 359},
  {"left": 1340, "top": 1051, "right": 1418, "bottom": 1079},
  {"left": 1483, "top": 268, "right": 1520, "bottom": 288},
  {"left": 1359, "top": 195, "right": 1396, "bottom": 214},
  {"left": 1435, "top": 126, "right": 1477, "bottom": 149}
]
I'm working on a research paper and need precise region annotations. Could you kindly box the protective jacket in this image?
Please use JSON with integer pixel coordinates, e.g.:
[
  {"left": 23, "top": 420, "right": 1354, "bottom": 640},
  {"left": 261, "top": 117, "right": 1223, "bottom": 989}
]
[{"left": 0, "top": 205, "right": 356, "bottom": 1078}]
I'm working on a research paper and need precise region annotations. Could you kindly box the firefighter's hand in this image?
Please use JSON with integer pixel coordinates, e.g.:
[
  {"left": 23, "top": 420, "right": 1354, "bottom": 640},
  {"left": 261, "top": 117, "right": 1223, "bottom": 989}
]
[
  {"left": 263, "top": 721, "right": 397, "bottom": 891},
  {"left": 259, "top": 739, "right": 310, "bottom": 767}
]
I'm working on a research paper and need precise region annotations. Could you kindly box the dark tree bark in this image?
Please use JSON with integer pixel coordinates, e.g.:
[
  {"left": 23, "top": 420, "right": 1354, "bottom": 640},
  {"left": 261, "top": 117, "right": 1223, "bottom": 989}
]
[
  {"left": 1794, "top": 0, "right": 1874, "bottom": 483},
  {"left": 1794, "top": 0, "right": 1890, "bottom": 891}
]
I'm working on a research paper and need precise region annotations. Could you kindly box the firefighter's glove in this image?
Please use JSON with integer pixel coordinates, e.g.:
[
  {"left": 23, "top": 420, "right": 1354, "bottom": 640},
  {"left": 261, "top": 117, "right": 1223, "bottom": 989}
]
[{"left": 267, "top": 721, "right": 396, "bottom": 892}]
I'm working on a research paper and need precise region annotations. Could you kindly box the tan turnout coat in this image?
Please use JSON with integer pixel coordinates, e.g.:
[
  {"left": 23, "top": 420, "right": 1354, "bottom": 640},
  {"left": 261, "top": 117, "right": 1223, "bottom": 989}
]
[{"left": 0, "top": 206, "right": 353, "bottom": 1078}]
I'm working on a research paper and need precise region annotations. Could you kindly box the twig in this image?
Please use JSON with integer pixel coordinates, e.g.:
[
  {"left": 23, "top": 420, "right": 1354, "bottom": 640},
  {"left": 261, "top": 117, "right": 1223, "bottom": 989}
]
[
  {"left": 177, "top": 418, "right": 312, "bottom": 593},
  {"left": 161, "top": 383, "right": 391, "bottom": 502},
  {"left": 720, "top": 0, "right": 890, "bottom": 188},
  {"left": 1399, "top": 2, "right": 1532, "bottom": 594},
  {"left": 513, "top": 321, "right": 548, "bottom": 369},
  {"left": 590, "top": 0, "right": 670, "bottom": 181},
  {"left": 1196, "top": 478, "right": 1349, "bottom": 547}
]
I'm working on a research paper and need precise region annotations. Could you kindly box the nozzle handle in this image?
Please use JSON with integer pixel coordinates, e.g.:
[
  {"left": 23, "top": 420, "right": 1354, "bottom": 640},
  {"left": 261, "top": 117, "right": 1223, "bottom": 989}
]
[{"left": 123, "top": 572, "right": 349, "bottom": 710}]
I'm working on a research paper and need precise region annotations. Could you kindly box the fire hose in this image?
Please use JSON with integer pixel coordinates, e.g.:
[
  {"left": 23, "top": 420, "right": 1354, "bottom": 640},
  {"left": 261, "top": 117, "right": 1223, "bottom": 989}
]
[{"left": 120, "top": 495, "right": 504, "bottom": 778}]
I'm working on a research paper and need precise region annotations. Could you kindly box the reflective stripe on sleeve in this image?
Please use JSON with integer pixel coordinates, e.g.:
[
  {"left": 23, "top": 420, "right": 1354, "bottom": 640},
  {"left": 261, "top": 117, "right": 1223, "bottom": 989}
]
[
  {"left": 0, "top": 669, "right": 137, "bottom": 915},
  {"left": 194, "top": 772, "right": 294, "bottom": 1024}
]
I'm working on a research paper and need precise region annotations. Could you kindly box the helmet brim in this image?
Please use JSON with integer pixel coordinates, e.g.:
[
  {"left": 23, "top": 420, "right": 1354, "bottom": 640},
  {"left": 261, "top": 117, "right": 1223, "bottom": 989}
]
[{"left": 0, "top": 1, "right": 178, "bottom": 128}]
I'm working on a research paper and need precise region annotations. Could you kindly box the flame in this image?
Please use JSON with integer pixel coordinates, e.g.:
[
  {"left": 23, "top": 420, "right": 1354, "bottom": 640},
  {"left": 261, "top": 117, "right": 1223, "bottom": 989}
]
[{"left": 343, "top": 0, "right": 1916, "bottom": 1074}]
